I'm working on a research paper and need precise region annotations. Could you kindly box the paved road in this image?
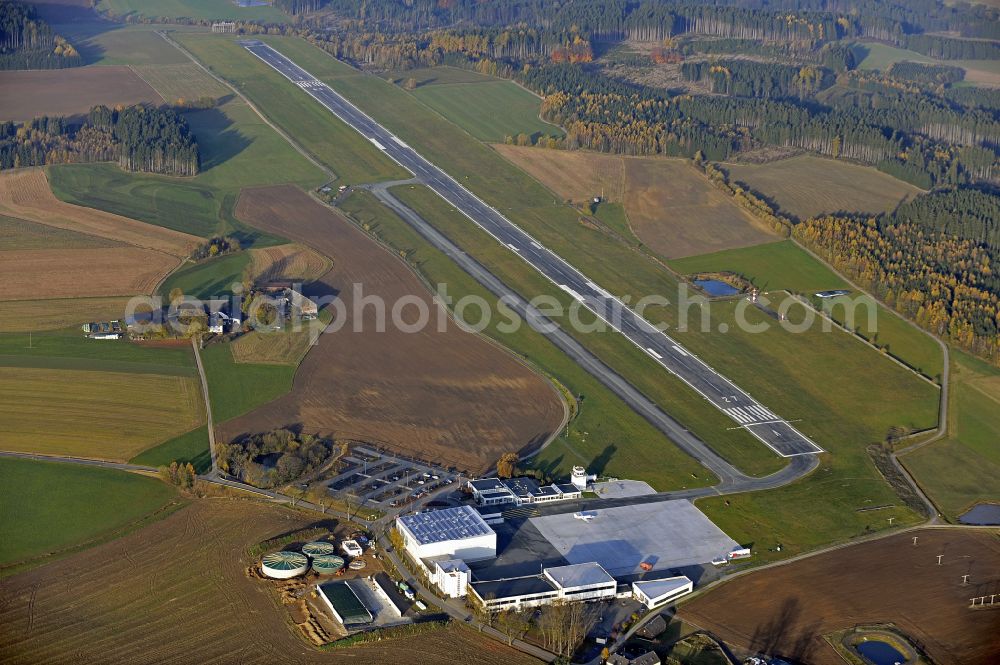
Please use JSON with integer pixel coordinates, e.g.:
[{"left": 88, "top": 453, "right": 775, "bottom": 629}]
[{"left": 240, "top": 40, "right": 822, "bottom": 460}]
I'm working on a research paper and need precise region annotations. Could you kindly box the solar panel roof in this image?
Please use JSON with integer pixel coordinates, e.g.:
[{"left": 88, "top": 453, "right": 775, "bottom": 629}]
[{"left": 398, "top": 506, "right": 493, "bottom": 545}]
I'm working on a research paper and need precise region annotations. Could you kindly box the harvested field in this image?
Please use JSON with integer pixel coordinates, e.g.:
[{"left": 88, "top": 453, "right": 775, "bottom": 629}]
[
  {"left": 0, "top": 169, "right": 199, "bottom": 257},
  {"left": 492, "top": 144, "right": 624, "bottom": 203},
  {"left": 495, "top": 146, "right": 778, "bottom": 258},
  {"left": 0, "top": 297, "right": 132, "bottom": 332},
  {"left": 723, "top": 154, "right": 922, "bottom": 221},
  {"left": 0, "top": 214, "right": 120, "bottom": 250},
  {"left": 623, "top": 157, "right": 778, "bottom": 258},
  {"left": 133, "top": 63, "right": 230, "bottom": 103},
  {"left": 0, "top": 499, "right": 542, "bottom": 664},
  {"left": 0, "top": 366, "right": 204, "bottom": 461},
  {"left": 231, "top": 329, "right": 319, "bottom": 366},
  {"left": 679, "top": 528, "right": 1000, "bottom": 665},
  {"left": 0, "top": 66, "right": 162, "bottom": 121},
  {"left": 218, "top": 186, "right": 565, "bottom": 473},
  {"left": 249, "top": 242, "right": 333, "bottom": 284},
  {"left": 0, "top": 247, "right": 178, "bottom": 300}
]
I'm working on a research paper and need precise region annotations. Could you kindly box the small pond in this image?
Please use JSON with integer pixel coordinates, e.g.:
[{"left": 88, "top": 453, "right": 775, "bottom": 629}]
[
  {"left": 856, "top": 640, "right": 907, "bottom": 665},
  {"left": 694, "top": 279, "right": 740, "bottom": 297},
  {"left": 959, "top": 503, "right": 1000, "bottom": 525}
]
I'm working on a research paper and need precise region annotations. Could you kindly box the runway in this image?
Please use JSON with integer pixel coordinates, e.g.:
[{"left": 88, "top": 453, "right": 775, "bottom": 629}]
[{"left": 241, "top": 40, "right": 823, "bottom": 458}]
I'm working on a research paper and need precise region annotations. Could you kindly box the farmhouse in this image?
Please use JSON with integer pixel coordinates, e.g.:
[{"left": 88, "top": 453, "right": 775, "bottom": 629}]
[
  {"left": 468, "top": 476, "right": 582, "bottom": 507},
  {"left": 469, "top": 562, "right": 617, "bottom": 611},
  {"left": 396, "top": 506, "right": 496, "bottom": 562}
]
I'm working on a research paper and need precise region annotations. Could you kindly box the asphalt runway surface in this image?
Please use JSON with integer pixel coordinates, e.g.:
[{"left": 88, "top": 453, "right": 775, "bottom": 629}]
[{"left": 241, "top": 40, "right": 822, "bottom": 458}]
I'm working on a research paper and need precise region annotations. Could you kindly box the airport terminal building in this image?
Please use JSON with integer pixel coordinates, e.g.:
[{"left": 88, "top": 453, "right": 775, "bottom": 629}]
[{"left": 468, "top": 477, "right": 582, "bottom": 507}]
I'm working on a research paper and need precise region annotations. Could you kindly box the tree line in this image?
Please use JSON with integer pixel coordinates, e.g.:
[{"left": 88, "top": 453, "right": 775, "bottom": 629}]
[
  {"left": 794, "top": 190, "right": 1000, "bottom": 364},
  {"left": 0, "top": 104, "right": 199, "bottom": 176},
  {"left": 0, "top": 0, "right": 80, "bottom": 69}
]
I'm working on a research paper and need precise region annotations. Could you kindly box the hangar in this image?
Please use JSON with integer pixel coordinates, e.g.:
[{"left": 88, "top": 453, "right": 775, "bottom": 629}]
[
  {"left": 396, "top": 505, "right": 497, "bottom": 562},
  {"left": 529, "top": 500, "right": 739, "bottom": 576}
]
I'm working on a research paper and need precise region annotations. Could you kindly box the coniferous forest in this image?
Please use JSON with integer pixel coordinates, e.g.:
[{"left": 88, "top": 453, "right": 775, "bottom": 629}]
[
  {"left": 0, "top": 105, "right": 199, "bottom": 176},
  {"left": 0, "top": 0, "right": 81, "bottom": 69}
]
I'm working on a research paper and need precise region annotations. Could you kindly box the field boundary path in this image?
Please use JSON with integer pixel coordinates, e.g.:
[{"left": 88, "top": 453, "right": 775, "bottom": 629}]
[{"left": 191, "top": 337, "right": 218, "bottom": 476}]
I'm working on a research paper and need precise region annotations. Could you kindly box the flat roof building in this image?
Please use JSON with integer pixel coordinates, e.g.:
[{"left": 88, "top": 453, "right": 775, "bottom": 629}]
[
  {"left": 317, "top": 581, "right": 373, "bottom": 625},
  {"left": 470, "top": 562, "right": 617, "bottom": 611},
  {"left": 631, "top": 576, "right": 693, "bottom": 609},
  {"left": 396, "top": 506, "right": 496, "bottom": 562},
  {"left": 468, "top": 476, "right": 582, "bottom": 507}
]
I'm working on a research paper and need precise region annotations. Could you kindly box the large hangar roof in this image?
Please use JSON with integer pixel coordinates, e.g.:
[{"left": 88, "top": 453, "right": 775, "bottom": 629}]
[{"left": 398, "top": 505, "right": 493, "bottom": 545}]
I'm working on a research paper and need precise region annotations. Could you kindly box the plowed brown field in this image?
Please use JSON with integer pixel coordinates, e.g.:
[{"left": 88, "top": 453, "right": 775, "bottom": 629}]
[
  {"left": 0, "top": 247, "right": 177, "bottom": 300},
  {"left": 679, "top": 528, "right": 1000, "bottom": 665},
  {"left": 0, "top": 499, "right": 542, "bottom": 664},
  {"left": 218, "top": 186, "right": 564, "bottom": 472},
  {"left": 0, "top": 169, "right": 198, "bottom": 258},
  {"left": 0, "top": 66, "right": 162, "bottom": 121}
]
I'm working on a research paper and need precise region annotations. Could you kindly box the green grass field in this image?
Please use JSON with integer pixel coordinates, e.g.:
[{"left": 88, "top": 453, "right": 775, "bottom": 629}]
[
  {"left": 0, "top": 457, "right": 178, "bottom": 571},
  {"left": 669, "top": 240, "right": 848, "bottom": 293},
  {"left": 902, "top": 351, "right": 1000, "bottom": 518},
  {"left": 98, "top": 0, "right": 290, "bottom": 23},
  {"left": 49, "top": 97, "right": 323, "bottom": 240},
  {"left": 668, "top": 241, "right": 944, "bottom": 379},
  {"left": 158, "top": 251, "right": 249, "bottom": 300},
  {"left": 387, "top": 66, "right": 494, "bottom": 86},
  {"left": 131, "top": 426, "right": 212, "bottom": 472},
  {"left": 0, "top": 327, "right": 195, "bottom": 372},
  {"left": 201, "top": 342, "right": 296, "bottom": 424},
  {"left": 175, "top": 33, "right": 407, "bottom": 185},
  {"left": 339, "top": 189, "right": 715, "bottom": 489},
  {"left": 411, "top": 79, "right": 563, "bottom": 142},
  {"left": 52, "top": 23, "right": 194, "bottom": 66}
]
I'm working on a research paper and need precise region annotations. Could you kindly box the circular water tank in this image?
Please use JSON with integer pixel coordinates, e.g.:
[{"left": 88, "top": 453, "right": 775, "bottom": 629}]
[
  {"left": 302, "top": 541, "right": 336, "bottom": 557},
  {"left": 348, "top": 559, "right": 367, "bottom": 570},
  {"left": 311, "top": 555, "right": 346, "bottom": 575},
  {"left": 261, "top": 551, "right": 309, "bottom": 579}
]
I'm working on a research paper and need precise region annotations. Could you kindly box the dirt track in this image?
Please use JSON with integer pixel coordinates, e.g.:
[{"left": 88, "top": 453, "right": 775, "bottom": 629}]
[
  {"left": 218, "top": 186, "right": 564, "bottom": 473},
  {"left": 679, "top": 528, "right": 1000, "bottom": 665},
  {"left": 0, "top": 499, "right": 542, "bottom": 664}
]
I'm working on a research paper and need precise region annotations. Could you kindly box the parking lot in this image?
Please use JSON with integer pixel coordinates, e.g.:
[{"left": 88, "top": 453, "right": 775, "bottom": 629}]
[{"left": 325, "top": 445, "right": 457, "bottom": 510}]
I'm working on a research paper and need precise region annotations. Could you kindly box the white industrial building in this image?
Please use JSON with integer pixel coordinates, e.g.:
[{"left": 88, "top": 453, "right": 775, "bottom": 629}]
[
  {"left": 431, "top": 559, "right": 471, "bottom": 598},
  {"left": 468, "top": 476, "right": 582, "bottom": 507},
  {"left": 631, "top": 576, "right": 693, "bottom": 609},
  {"left": 396, "top": 506, "right": 497, "bottom": 562},
  {"left": 470, "top": 562, "right": 617, "bottom": 611}
]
